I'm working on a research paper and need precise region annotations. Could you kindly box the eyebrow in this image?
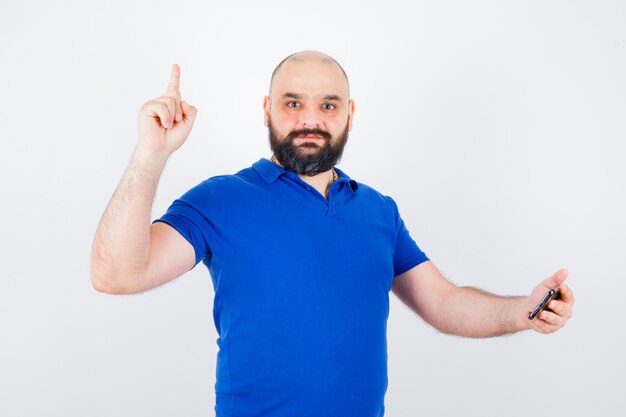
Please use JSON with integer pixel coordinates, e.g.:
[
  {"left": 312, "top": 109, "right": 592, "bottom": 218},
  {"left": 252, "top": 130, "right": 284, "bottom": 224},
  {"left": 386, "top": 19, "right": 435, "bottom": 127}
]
[
  {"left": 322, "top": 94, "right": 342, "bottom": 102},
  {"left": 282, "top": 92, "right": 343, "bottom": 102}
]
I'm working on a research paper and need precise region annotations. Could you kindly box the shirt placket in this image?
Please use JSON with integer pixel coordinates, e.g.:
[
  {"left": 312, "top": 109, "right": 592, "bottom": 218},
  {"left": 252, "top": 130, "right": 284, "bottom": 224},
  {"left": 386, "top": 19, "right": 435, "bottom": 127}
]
[{"left": 287, "top": 173, "right": 340, "bottom": 217}]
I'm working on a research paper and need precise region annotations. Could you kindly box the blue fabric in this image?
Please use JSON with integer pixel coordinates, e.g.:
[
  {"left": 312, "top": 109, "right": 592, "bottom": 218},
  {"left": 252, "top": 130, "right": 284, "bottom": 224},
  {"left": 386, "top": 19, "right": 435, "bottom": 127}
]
[{"left": 153, "top": 157, "right": 429, "bottom": 417}]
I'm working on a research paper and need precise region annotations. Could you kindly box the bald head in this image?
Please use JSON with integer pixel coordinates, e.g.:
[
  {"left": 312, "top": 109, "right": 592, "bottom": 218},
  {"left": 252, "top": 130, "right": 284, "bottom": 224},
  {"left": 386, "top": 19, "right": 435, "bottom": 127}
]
[{"left": 269, "top": 50, "right": 350, "bottom": 97}]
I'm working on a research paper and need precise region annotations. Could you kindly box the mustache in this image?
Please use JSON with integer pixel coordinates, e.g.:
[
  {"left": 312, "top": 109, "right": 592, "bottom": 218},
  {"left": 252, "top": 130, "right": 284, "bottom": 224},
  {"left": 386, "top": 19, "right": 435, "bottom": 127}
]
[{"left": 286, "top": 128, "right": 332, "bottom": 142}]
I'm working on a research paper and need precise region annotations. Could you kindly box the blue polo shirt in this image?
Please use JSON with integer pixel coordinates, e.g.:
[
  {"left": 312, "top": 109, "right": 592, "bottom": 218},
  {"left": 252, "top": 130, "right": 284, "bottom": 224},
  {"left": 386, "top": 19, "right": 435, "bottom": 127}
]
[{"left": 153, "top": 157, "right": 429, "bottom": 417}]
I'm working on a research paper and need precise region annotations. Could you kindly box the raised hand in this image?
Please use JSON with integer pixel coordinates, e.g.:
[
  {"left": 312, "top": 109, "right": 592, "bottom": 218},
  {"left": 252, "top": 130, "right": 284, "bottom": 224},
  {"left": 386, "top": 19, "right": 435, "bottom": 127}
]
[
  {"left": 527, "top": 269, "right": 575, "bottom": 334},
  {"left": 136, "top": 64, "right": 198, "bottom": 157}
]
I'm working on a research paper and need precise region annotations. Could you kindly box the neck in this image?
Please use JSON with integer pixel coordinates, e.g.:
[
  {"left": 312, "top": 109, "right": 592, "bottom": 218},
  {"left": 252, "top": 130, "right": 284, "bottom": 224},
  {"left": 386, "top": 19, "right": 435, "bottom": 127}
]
[{"left": 271, "top": 155, "right": 337, "bottom": 198}]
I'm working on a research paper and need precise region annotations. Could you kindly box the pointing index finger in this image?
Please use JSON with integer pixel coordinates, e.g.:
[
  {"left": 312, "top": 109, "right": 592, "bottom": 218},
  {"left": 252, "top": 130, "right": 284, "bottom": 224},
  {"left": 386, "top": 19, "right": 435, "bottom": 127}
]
[{"left": 167, "top": 63, "right": 180, "bottom": 92}]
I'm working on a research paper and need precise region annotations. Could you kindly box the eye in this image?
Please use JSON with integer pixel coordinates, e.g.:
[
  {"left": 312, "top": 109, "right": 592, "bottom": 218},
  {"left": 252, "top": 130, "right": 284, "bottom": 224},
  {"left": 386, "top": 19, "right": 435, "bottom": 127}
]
[
  {"left": 287, "top": 101, "right": 300, "bottom": 108},
  {"left": 323, "top": 103, "right": 336, "bottom": 110}
]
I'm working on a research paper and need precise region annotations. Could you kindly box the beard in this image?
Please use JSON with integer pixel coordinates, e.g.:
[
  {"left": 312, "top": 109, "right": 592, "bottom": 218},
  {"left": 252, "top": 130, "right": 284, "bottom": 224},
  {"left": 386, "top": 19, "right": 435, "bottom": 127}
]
[{"left": 267, "top": 117, "right": 350, "bottom": 176}]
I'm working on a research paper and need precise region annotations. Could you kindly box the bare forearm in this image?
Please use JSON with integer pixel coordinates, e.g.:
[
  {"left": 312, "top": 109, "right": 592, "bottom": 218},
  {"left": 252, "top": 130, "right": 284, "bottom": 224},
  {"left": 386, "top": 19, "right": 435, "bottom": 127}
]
[
  {"left": 90, "top": 150, "right": 168, "bottom": 292},
  {"left": 436, "top": 286, "right": 532, "bottom": 338}
]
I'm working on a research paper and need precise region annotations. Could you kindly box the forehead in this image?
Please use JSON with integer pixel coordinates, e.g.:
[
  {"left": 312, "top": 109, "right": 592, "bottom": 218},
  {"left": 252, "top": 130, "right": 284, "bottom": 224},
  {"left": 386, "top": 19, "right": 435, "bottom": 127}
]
[{"left": 270, "top": 58, "right": 349, "bottom": 100}]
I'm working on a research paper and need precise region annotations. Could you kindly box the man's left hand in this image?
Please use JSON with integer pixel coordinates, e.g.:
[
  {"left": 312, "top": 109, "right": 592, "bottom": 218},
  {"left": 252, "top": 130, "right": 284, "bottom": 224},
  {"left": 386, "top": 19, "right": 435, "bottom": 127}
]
[{"left": 527, "top": 269, "right": 575, "bottom": 334}]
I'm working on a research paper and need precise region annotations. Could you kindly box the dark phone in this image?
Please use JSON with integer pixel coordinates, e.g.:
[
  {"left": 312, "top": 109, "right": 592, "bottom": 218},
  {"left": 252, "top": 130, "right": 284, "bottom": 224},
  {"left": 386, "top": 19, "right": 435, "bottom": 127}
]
[{"left": 528, "top": 288, "right": 560, "bottom": 320}]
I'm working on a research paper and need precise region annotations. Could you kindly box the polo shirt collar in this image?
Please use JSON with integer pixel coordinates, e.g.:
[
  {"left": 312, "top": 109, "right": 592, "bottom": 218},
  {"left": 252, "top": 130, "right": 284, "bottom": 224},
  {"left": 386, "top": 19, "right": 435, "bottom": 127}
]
[{"left": 252, "top": 157, "right": 359, "bottom": 192}]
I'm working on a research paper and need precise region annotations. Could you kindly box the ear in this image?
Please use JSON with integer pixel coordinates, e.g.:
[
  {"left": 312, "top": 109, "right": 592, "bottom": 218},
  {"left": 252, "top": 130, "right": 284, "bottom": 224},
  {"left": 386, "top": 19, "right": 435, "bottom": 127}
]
[
  {"left": 263, "top": 96, "right": 271, "bottom": 127},
  {"left": 347, "top": 98, "right": 355, "bottom": 131}
]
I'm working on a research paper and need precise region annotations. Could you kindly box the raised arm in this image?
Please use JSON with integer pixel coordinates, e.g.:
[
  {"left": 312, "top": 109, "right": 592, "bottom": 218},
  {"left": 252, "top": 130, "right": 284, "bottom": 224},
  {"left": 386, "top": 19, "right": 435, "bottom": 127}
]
[
  {"left": 391, "top": 261, "right": 574, "bottom": 337},
  {"left": 90, "top": 64, "right": 198, "bottom": 295}
]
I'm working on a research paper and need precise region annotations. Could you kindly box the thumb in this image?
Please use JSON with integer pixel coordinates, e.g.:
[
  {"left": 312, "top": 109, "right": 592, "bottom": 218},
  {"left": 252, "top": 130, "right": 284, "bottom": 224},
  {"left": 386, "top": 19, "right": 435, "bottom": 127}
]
[{"left": 542, "top": 268, "right": 569, "bottom": 289}]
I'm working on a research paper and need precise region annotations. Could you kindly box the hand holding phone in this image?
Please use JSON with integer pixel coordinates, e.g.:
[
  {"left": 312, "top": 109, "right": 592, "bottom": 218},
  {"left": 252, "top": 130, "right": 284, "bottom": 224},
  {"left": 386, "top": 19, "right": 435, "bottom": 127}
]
[{"left": 528, "top": 288, "right": 560, "bottom": 320}]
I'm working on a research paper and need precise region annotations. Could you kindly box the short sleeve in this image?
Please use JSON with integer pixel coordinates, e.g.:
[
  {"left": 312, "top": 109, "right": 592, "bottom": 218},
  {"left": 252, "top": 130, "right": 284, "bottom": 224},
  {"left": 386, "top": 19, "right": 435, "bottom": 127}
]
[
  {"left": 152, "top": 180, "right": 220, "bottom": 269},
  {"left": 385, "top": 196, "right": 430, "bottom": 277}
]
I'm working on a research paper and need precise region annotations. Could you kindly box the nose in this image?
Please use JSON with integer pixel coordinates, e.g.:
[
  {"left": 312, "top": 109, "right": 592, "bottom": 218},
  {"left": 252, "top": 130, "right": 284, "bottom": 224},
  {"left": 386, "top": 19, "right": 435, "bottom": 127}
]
[
  {"left": 301, "top": 122, "right": 320, "bottom": 132},
  {"left": 299, "top": 106, "right": 322, "bottom": 129}
]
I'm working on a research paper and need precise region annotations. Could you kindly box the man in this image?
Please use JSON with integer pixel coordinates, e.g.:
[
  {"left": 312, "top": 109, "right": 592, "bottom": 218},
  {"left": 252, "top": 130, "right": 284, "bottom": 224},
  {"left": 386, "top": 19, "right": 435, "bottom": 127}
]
[{"left": 90, "top": 50, "right": 575, "bottom": 417}]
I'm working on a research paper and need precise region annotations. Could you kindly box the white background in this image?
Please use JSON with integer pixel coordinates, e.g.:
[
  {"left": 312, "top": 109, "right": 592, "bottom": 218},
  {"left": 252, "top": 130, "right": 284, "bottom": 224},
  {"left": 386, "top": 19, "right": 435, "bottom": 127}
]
[{"left": 1, "top": 1, "right": 624, "bottom": 416}]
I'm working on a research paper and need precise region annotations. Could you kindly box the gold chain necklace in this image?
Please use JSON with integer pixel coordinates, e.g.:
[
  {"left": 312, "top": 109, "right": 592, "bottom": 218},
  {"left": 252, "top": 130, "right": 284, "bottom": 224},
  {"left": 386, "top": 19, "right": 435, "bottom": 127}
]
[{"left": 271, "top": 155, "right": 338, "bottom": 182}]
